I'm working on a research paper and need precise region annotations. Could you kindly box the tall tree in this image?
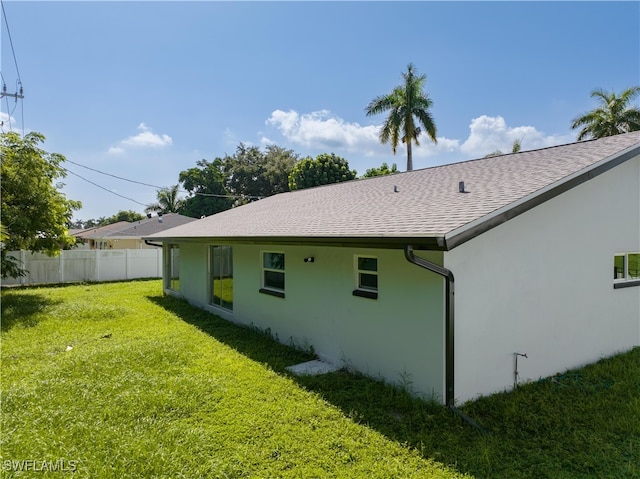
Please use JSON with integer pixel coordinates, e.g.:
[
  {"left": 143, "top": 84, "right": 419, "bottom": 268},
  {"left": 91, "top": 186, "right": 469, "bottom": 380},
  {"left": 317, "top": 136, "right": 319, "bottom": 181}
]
[
  {"left": 0, "top": 222, "right": 24, "bottom": 278},
  {"left": 361, "top": 162, "right": 398, "bottom": 178},
  {"left": 145, "top": 185, "right": 185, "bottom": 215},
  {"left": 571, "top": 86, "right": 640, "bottom": 140},
  {"left": 105, "top": 210, "right": 146, "bottom": 224},
  {"left": 224, "top": 143, "right": 298, "bottom": 202},
  {"left": 288, "top": 153, "right": 356, "bottom": 191},
  {"left": 365, "top": 63, "right": 437, "bottom": 171},
  {"left": 1, "top": 132, "right": 81, "bottom": 278},
  {"left": 260, "top": 145, "right": 300, "bottom": 195},
  {"left": 71, "top": 211, "right": 146, "bottom": 229},
  {"left": 179, "top": 158, "right": 234, "bottom": 218}
]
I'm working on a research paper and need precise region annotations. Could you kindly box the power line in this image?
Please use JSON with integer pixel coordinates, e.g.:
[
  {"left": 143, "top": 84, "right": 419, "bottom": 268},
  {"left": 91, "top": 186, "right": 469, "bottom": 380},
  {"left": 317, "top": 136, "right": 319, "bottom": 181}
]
[
  {"left": 65, "top": 158, "right": 263, "bottom": 200},
  {"left": 63, "top": 167, "right": 150, "bottom": 208},
  {"left": 1, "top": 0, "right": 21, "bottom": 81},
  {"left": 0, "top": 71, "right": 19, "bottom": 133},
  {"left": 0, "top": 1, "right": 25, "bottom": 134},
  {"left": 66, "top": 159, "right": 167, "bottom": 189}
]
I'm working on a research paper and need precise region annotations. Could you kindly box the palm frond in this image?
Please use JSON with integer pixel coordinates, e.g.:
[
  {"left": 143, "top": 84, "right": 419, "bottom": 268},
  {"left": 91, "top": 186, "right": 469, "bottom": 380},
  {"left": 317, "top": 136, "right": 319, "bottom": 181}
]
[
  {"left": 574, "top": 86, "right": 640, "bottom": 139},
  {"left": 365, "top": 93, "right": 398, "bottom": 116},
  {"left": 414, "top": 109, "right": 437, "bottom": 142},
  {"left": 366, "top": 63, "right": 438, "bottom": 170}
]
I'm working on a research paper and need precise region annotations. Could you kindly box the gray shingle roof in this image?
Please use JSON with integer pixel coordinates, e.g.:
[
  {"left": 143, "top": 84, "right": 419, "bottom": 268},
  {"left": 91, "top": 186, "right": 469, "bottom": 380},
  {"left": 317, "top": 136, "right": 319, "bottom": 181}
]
[
  {"left": 79, "top": 214, "right": 196, "bottom": 240},
  {"left": 74, "top": 221, "right": 133, "bottom": 239},
  {"left": 147, "top": 132, "right": 640, "bottom": 250}
]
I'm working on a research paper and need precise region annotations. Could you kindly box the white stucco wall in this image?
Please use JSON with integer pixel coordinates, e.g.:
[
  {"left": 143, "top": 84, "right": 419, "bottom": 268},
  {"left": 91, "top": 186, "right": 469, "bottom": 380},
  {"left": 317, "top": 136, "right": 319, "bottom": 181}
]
[
  {"left": 166, "top": 243, "right": 447, "bottom": 401},
  {"left": 445, "top": 155, "right": 640, "bottom": 403}
]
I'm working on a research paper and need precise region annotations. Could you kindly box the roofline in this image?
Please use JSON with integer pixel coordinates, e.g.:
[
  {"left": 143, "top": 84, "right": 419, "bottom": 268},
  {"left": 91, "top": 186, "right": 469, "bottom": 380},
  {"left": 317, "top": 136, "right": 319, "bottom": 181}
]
[
  {"left": 144, "top": 137, "right": 640, "bottom": 252},
  {"left": 142, "top": 235, "right": 448, "bottom": 251},
  {"left": 445, "top": 142, "right": 640, "bottom": 250},
  {"left": 87, "top": 235, "right": 147, "bottom": 240}
]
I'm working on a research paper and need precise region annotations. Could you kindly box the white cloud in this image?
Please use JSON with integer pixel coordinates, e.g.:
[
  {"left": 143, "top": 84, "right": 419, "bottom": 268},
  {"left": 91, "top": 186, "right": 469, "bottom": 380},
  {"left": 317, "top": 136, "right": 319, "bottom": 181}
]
[
  {"left": 0, "top": 112, "right": 13, "bottom": 127},
  {"left": 460, "top": 115, "right": 572, "bottom": 157},
  {"left": 108, "top": 123, "right": 172, "bottom": 154},
  {"left": 412, "top": 135, "right": 461, "bottom": 158},
  {"left": 266, "top": 109, "right": 381, "bottom": 156},
  {"left": 265, "top": 109, "right": 572, "bottom": 168},
  {"left": 0, "top": 112, "right": 24, "bottom": 136},
  {"left": 223, "top": 127, "right": 239, "bottom": 147},
  {"left": 107, "top": 146, "right": 125, "bottom": 155},
  {"left": 122, "top": 123, "right": 172, "bottom": 148}
]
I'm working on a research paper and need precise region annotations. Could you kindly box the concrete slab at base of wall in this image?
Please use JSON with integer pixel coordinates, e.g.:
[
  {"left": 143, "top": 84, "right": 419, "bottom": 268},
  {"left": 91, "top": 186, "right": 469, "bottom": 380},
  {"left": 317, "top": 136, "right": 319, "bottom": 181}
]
[{"left": 286, "top": 359, "right": 340, "bottom": 376}]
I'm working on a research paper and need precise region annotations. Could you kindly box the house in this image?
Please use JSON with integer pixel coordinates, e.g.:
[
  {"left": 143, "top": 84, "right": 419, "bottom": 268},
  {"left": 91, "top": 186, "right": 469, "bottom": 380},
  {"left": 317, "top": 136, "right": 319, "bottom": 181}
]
[
  {"left": 146, "top": 132, "right": 640, "bottom": 405},
  {"left": 72, "top": 221, "right": 132, "bottom": 249},
  {"left": 75, "top": 213, "right": 196, "bottom": 250}
]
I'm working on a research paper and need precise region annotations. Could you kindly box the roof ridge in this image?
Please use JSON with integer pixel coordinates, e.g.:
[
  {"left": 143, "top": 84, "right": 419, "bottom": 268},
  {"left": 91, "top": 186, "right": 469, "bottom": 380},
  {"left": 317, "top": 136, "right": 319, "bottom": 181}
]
[
  {"left": 303, "top": 133, "right": 640, "bottom": 189},
  {"left": 409, "top": 132, "right": 640, "bottom": 173}
]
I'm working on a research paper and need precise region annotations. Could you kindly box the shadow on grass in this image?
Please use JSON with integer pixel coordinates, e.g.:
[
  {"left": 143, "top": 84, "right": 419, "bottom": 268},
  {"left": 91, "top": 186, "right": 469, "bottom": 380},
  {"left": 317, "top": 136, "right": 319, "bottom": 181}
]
[
  {"left": 0, "top": 293, "right": 62, "bottom": 332},
  {"left": 148, "top": 295, "right": 314, "bottom": 371},
  {"left": 148, "top": 294, "right": 478, "bottom": 473}
]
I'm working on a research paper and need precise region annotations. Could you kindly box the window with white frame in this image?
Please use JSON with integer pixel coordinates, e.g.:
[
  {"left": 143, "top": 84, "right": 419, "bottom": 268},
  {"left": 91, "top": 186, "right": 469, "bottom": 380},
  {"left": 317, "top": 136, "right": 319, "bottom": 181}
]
[
  {"left": 260, "top": 252, "right": 285, "bottom": 297},
  {"left": 614, "top": 252, "right": 640, "bottom": 288},
  {"left": 167, "top": 244, "right": 180, "bottom": 291},
  {"left": 353, "top": 255, "right": 378, "bottom": 299},
  {"left": 210, "top": 245, "right": 233, "bottom": 310}
]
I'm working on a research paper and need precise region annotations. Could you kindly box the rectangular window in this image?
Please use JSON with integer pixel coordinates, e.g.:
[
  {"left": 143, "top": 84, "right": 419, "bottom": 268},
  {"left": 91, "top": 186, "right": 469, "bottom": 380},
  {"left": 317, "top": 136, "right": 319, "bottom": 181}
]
[
  {"left": 210, "top": 246, "right": 233, "bottom": 310},
  {"left": 353, "top": 256, "right": 378, "bottom": 299},
  {"left": 614, "top": 252, "right": 640, "bottom": 289},
  {"left": 168, "top": 244, "right": 180, "bottom": 291},
  {"left": 627, "top": 253, "right": 640, "bottom": 280},
  {"left": 260, "top": 252, "right": 285, "bottom": 297},
  {"left": 614, "top": 255, "right": 625, "bottom": 280}
]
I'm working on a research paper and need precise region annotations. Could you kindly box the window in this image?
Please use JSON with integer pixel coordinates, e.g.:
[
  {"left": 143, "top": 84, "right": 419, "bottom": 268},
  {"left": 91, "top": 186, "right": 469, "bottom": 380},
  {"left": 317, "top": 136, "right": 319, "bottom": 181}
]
[
  {"left": 629, "top": 254, "right": 640, "bottom": 280},
  {"left": 168, "top": 244, "right": 180, "bottom": 291},
  {"left": 614, "top": 252, "right": 640, "bottom": 289},
  {"left": 260, "top": 252, "right": 285, "bottom": 298},
  {"left": 614, "top": 255, "right": 626, "bottom": 280},
  {"left": 353, "top": 256, "right": 378, "bottom": 299},
  {"left": 210, "top": 246, "right": 233, "bottom": 310}
]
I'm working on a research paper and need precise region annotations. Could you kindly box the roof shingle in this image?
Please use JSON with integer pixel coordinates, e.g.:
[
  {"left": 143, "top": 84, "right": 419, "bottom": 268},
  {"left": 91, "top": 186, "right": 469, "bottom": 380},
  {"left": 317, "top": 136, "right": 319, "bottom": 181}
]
[
  {"left": 147, "top": 132, "right": 640, "bottom": 249},
  {"left": 79, "top": 214, "right": 196, "bottom": 240}
]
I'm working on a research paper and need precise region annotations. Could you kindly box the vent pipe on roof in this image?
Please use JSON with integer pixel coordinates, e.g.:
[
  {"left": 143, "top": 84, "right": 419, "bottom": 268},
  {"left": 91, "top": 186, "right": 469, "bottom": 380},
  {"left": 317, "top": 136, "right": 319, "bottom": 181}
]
[
  {"left": 394, "top": 185, "right": 399, "bottom": 193},
  {"left": 459, "top": 181, "right": 466, "bottom": 193}
]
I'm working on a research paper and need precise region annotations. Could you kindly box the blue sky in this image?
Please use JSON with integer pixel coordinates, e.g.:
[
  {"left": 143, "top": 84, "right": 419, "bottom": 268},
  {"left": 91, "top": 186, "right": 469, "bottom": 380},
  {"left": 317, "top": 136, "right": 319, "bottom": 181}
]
[{"left": 1, "top": 1, "right": 639, "bottom": 221}]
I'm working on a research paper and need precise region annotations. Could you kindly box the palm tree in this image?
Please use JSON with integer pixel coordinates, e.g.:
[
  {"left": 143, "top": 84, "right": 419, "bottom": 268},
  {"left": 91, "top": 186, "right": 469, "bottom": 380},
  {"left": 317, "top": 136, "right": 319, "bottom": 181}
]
[
  {"left": 571, "top": 86, "right": 640, "bottom": 140},
  {"left": 365, "top": 63, "right": 437, "bottom": 171},
  {"left": 145, "top": 184, "right": 184, "bottom": 215}
]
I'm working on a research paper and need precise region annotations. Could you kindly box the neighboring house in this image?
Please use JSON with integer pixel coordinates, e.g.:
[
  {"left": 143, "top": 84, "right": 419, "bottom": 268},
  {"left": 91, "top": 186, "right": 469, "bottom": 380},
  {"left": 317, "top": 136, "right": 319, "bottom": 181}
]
[
  {"left": 146, "top": 132, "right": 640, "bottom": 405},
  {"left": 72, "top": 221, "right": 132, "bottom": 250},
  {"left": 76, "top": 214, "right": 196, "bottom": 250}
]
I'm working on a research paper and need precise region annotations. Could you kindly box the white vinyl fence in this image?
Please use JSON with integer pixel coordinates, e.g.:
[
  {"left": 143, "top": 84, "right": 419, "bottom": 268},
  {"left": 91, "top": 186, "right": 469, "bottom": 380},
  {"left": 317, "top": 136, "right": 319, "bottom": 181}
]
[{"left": 2, "top": 249, "right": 163, "bottom": 286}]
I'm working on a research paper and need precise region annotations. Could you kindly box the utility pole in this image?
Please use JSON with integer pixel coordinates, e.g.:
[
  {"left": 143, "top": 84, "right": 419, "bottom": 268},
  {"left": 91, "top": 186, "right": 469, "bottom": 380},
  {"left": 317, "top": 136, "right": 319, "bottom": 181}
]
[
  {"left": 0, "top": 83, "right": 23, "bottom": 131},
  {"left": 1, "top": 82, "right": 24, "bottom": 100},
  {"left": 1, "top": 0, "right": 25, "bottom": 132}
]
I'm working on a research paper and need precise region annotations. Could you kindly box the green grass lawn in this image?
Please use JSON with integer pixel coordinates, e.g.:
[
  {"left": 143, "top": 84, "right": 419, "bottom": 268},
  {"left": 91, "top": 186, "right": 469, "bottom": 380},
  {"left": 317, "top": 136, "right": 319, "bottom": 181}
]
[{"left": 1, "top": 280, "right": 639, "bottom": 478}]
